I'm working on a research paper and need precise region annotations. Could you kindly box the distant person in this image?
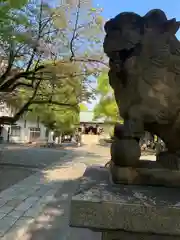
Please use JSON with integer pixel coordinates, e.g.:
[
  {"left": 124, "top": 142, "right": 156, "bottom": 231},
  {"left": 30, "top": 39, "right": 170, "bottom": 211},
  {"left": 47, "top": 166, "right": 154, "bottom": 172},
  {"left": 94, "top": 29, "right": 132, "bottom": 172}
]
[
  {"left": 75, "top": 128, "right": 82, "bottom": 147},
  {"left": 141, "top": 141, "right": 147, "bottom": 151}
]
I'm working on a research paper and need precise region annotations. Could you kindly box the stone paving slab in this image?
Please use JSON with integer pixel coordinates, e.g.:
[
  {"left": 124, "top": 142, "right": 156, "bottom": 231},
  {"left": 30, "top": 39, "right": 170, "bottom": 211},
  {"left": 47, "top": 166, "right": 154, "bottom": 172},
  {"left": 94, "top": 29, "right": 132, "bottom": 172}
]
[
  {"left": 17, "top": 175, "right": 101, "bottom": 240},
  {"left": 0, "top": 171, "right": 56, "bottom": 239},
  {"left": 0, "top": 161, "right": 65, "bottom": 239},
  {"left": 0, "top": 155, "right": 102, "bottom": 240},
  {"left": 0, "top": 144, "right": 111, "bottom": 239},
  {"left": 0, "top": 167, "right": 35, "bottom": 193}
]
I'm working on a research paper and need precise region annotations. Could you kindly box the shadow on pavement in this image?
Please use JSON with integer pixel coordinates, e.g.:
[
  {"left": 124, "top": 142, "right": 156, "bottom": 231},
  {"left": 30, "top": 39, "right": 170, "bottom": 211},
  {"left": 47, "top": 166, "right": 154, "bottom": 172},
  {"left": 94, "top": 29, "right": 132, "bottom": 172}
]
[
  {"left": 24, "top": 179, "right": 101, "bottom": 240},
  {"left": 0, "top": 143, "right": 109, "bottom": 195},
  {"left": 0, "top": 143, "right": 110, "bottom": 239},
  {"left": 3, "top": 160, "right": 103, "bottom": 239},
  {"left": 0, "top": 144, "right": 109, "bottom": 169}
]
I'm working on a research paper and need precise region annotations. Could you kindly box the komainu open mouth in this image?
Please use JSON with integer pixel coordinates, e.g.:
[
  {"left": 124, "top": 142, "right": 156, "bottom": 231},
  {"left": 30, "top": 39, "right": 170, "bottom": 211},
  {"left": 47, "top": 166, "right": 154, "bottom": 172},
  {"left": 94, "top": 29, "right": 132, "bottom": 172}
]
[
  {"left": 108, "top": 47, "right": 135, "bottom": 73},
  {"left": 108, "top": 43, "right": 141, "bottom": 66},
  {"left": 118, "top": 47, "right": 136, "bottom": 63}
]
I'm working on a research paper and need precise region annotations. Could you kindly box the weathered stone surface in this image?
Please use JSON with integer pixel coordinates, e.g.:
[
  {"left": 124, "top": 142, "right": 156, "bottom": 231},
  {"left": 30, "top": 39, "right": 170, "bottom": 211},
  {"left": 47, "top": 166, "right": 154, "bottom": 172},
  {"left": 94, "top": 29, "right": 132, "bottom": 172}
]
[
  {"left": 70, "top": 166, "right": 180, "bottom": 236},
  {"left": 157, "top": 151, "right": 180, "bottom": 170},
  {"left": 110, "top": 161, "right": 180, "bottom": 187},
  {"left": 103, "top": 9, "right": 180, "bottom": 176},
  {"left": 102, "top": 231, "right": 179, "bottom": 240},
  {"left": 111, "top": 138, "right": 141, "bottom": 167}
]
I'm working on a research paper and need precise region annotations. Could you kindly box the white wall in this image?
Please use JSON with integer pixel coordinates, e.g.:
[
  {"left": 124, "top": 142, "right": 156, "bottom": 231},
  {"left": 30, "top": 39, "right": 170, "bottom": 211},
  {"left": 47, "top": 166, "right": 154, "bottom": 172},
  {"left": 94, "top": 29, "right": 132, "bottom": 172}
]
[
  {"left": 9, "top": 120, "right": 47, "bottom": 143},
  {"left": 1, "top": 125, "right": 9, "bottom": 142},
  {"left": 0, "top": 120, "right": 47, "bottom": 143},
  {"left": 0, "top": 103, "right": 13, "bottom": 117},
  {"left": 0, "top": 103, "right": 48, "bottom": 143}
]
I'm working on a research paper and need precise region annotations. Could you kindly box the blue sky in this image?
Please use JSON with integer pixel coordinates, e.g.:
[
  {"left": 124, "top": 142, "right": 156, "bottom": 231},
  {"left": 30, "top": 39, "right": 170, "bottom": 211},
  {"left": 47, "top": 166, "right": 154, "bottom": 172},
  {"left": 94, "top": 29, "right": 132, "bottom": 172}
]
[
  {"left": 86, "top": 0, "right": 180, "bottom": 110},
  {"left": 93, "top": 0, "right": 180, "bottom": 39},
  {"left": 93, "top": 0, "right": 180, "bottom": 21},
  {"left": 52, "top": 0, "right": 180, "bottom": 110}
]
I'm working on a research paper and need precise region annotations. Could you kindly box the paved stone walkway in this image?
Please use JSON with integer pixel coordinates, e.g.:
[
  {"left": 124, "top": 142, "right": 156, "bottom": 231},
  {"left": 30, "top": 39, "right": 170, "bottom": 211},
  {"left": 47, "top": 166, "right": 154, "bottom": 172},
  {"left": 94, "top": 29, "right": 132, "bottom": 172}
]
[
  {"left": 0, "top": 147, "right": 104, "bottom": 240},
  {"left": 0, "top": 143, "right": 155, "bottom": 240}
]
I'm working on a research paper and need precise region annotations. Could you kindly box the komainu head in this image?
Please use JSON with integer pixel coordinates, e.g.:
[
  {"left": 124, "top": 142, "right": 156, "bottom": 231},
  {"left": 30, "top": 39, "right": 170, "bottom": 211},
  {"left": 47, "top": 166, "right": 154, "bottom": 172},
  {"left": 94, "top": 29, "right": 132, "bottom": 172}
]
[
  {"left": 103, "top": 9, "right": 180, "bottom": 72},
  {"left": 104, "top": 10, "right": 180, "bottom": 153},
  {"left": 103, "top": 9, "right": 180, "bottom": 128}
]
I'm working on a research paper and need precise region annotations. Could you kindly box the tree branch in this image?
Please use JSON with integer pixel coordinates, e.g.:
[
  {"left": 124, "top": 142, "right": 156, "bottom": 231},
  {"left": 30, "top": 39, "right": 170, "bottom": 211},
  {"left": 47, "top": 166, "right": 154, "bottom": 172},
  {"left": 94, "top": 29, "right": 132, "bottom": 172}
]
[
  {"left": 0, "top": 77, "right": 42, "bottom": 124},
  {"left": 31, "top": 100, "right": 78, "bottom": 108},
  {"left": 25, "top": 1, "right": 44, "bottom": 72},
  {"left": 9, "top": 82, "right": 33, "bottom": 92},
  {"left": 0, "top": 5, "right": 47, "bottom": 87},
  {"left": 73, "top": 57, "right": 108, "bottom": 67},
  {"left": 0, "top": 42, "right": 15, "bottom": 83},
  {"left": 0, "top": 86, "right": 79, "bottom": 125},
  {"left": 10, "top": 79, "right": 42, "bottom": 122},
  {"left": 0, "top": 100, "right": 78, "bottom": 125},
  {"left": 70, "top": 0, "right": 81, "bottom": 61},
  {"left": 0, "top": 65, "right": 45, "bottom": 92}
]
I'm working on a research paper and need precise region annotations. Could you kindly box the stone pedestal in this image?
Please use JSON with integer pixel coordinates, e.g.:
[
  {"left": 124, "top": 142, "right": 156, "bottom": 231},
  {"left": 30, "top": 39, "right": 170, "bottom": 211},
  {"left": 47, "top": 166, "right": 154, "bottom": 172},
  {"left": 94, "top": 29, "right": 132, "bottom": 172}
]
[
  {"left": 69, "top": 166, "right": 180, "bottom": 240},
  {"left": 110, "top": 161, "right": 180, "bottom": 187},
  {"left": 102, "top": 231, "right": 179, "bottom": 240}
]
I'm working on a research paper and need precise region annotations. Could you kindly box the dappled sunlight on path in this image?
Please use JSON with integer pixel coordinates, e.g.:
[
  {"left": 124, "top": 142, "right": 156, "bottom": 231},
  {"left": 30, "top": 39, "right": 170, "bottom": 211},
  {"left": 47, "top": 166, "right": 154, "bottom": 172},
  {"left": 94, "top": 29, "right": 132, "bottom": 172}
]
[
  {"left": 43, "top": 162, "right": 86, "bottom": 182},
  {"left": 0, "top": 144, "right": 106, "bottom": 240}
]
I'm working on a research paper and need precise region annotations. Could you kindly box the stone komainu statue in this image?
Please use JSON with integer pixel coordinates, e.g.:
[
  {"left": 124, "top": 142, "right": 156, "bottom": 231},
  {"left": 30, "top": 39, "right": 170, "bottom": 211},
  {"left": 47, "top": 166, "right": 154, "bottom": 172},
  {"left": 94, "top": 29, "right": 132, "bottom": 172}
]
[{"left": 103, "top": 9, "right": 180, "bottom": 170}]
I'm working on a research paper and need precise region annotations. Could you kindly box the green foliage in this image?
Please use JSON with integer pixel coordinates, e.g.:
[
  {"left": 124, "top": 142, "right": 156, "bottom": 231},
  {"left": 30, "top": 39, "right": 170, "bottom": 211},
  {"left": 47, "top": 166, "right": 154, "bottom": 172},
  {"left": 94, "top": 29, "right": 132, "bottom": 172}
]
[
  {"left": 109, "top": 126, "right": 114, "bottom": 138},
  {"left": 0, "top": 0, "right": 29, "bottom": 42},
  {"left": 8, "top": 59, "right": 88, "bottom": 131},
  {"left": 0, "top": 0, "right": 105, "bottom": 132},
  {"left": 96, "top": 72, "right": 111, "bottom": 95},
  {"left": 93, "top": 72, "right": 119, "bottom": 122},
  {"left": 79, "top": 103, "right": 88, "bottom": 111},
  {"left": 32, "top": 105, "right": 79, "bottom": 133},
  {"left": 8, "top": 0, "right": 28, "bottom": 8}
]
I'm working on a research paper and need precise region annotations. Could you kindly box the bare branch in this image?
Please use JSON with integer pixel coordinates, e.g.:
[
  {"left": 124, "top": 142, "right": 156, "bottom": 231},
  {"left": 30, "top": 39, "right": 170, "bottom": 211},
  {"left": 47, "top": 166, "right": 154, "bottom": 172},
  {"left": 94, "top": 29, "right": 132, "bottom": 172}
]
[
  {"left": 0, "top": 42, "right": 15, "bottom": 83},
  {"left": 73, "top": 57, "right": 108, "bottom": 67},
  {"left": 25, "top": 1, "right": 44, "bottom": 72},
  {"left": 70, "top": 0, "right": 81, "bottom": 61}
]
